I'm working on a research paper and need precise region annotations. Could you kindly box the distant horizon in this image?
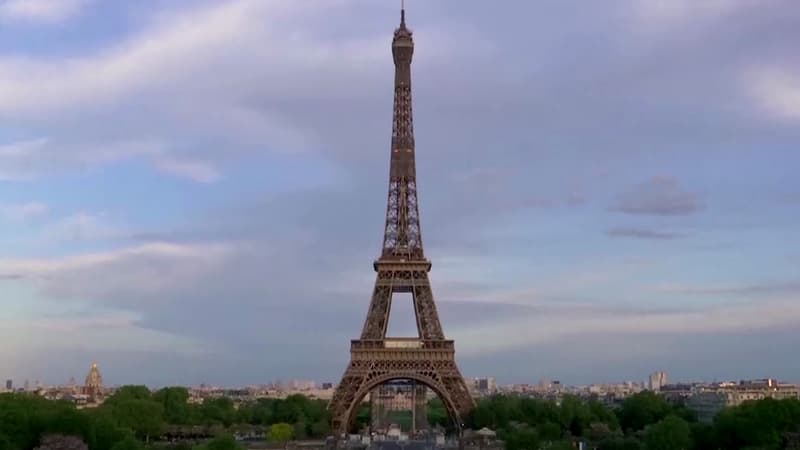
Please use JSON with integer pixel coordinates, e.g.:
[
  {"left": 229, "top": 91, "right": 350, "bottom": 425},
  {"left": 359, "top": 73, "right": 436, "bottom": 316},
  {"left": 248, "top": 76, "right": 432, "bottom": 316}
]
[
  {"left": 5, "top": 363, "right": 800, "bottom": 391},
  {"left": 1, "top": 1, "right": 798, "bottom": 384}
]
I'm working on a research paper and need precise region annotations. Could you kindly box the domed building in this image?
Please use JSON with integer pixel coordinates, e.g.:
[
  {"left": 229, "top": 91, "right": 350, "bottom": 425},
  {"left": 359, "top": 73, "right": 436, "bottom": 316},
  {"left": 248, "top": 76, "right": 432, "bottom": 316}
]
[{"left": 83, "top": 362, "right": 103, "bottom": 400}]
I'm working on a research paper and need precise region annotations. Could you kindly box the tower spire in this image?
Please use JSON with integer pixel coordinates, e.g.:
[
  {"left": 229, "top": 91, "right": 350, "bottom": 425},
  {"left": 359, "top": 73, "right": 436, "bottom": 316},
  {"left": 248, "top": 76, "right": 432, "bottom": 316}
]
[
  {"left": 385, "top": 0, "right": 418, "bottom": 260},
  {"left": 401, "top": 0, "right": 405, "bottom": 28}
]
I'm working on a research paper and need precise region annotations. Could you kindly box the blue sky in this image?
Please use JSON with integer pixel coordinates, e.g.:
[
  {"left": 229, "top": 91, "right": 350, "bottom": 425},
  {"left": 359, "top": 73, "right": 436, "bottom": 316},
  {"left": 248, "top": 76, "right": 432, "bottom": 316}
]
[{"left": 0, "top": 0, "right": 799, "bottom": 387}]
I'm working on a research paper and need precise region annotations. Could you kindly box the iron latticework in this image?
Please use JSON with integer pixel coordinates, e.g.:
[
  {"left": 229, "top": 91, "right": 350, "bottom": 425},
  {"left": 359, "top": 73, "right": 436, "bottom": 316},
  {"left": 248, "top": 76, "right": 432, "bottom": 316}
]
[{"left": 328, "top": 8, "right": 475, "bottom": 435}]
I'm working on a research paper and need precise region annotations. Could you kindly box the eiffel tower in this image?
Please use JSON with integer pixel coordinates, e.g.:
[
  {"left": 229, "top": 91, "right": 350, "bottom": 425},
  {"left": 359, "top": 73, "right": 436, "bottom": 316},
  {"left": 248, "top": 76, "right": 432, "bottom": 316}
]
[{"left": 328, "top": 7, "right": 475, "bottom": 436}]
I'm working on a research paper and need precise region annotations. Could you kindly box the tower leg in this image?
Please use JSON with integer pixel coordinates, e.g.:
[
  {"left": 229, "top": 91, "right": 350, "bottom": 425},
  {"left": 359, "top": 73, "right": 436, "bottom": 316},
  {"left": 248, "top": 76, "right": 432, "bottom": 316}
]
[{"left": 329, "top": 354, "right": 474, "bottom": 437}]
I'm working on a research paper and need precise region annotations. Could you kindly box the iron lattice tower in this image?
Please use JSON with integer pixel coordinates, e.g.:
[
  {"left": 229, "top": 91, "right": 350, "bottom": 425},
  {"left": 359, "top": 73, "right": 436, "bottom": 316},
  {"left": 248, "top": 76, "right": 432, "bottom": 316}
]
[{"left": 328, "top": 8, "right": 475, "bottom": 435}]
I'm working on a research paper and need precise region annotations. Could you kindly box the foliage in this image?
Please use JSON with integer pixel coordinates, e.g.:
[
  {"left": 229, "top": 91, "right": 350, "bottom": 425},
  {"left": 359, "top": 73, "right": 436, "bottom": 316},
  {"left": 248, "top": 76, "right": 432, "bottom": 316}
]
[
  {"left": 3, "top": 389, "right": 800, "bottom": 450},
  {"left": 199, "top": 398, "right": 236, "bottom": 427},
  {"left": 500, "top": 426, "right": 538, "bottom": 450},
  {"left": 427, "top": 398, "right": 449, "bottom": 429},
  {"left": 267, "top": 423, "right": 293, "bottom": 443},
  {"left": 108, "top": 436, "right": 143, "bottom": 450},
  {"left": 644, "top": 415, "right": 691, "bottom": 450},
  {"left": 464, "top": 391, "right": 800, "bottom": 450},
  {"left": 84, "top": 408, "right": 131, "bottom": 450},
  {"left": 153, "top": 388, "right": 191, "bottom": 425},
  {"left": 712, "top": 397, "right": 800, "bottom": 450},
  {"left": 0, "top": 434, "right": 11, "bottom": 450},
  {"left": 597, "top": 436, "right": 643, "bottom": 450},
  {"left": 204, "top": 433, "right": 243, "bottom": 450},
  {"left": 617, "top": 391, "right": 673, "bottom": 433},
  {"left": 107, "top": 398, "right": 164, "bottom": 442}
]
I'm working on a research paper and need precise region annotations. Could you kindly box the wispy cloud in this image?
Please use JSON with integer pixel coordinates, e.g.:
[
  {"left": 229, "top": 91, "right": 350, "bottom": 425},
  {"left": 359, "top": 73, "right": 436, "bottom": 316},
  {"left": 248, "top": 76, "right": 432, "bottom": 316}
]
[
  {"left": 633, "top": 0, "right": 750, "bottom": 26},
  {"left": 0, "top": 137, "right": 166, "bottom": 181},
  {"left": 749, "top": 67, "right": 800, "bottom": 121},
  {"left": 0, "top": 242, "right": 235, "bottom": 302},
  {"left": 656, "top": 280, "right": 800, "bottom": 297},
  {"left": 0, "top": 202, "right": 48, "bottom": 221},
  {"left": 37, "top": 212, "right": 120, "bottom": 243},
  {"left": 451, "top": 297, "right": 800, "bottom": 356},
  {"left": 606, "top": 227, "right": 683, "bottom": 240},
  {"left": 154, "top": 158, "right": 221, "bottom": 183},
  {"left": 611, "top": 176, "right": 703, "bottom": 216},
  {"left": 0, "top": 0, "right": 91, "bottom": 23}
]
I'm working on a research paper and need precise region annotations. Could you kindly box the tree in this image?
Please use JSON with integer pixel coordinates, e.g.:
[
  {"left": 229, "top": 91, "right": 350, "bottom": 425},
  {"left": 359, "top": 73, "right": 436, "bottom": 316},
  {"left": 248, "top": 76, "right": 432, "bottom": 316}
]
[
  {"left": 108, "top": 436, "right": 143, "bottom": 450},
  {"left": 85, "top": 408, "right": 131, "bottom": 450},
  {"left": 45, "top": 404, "right": 92, "bottom": 443},
  {"left": 153, "top": 387, "right": 191, "bottom": 424},
  {"left": 427, "top": 398, "right": 449, "bottom": 428},
  {"left": 537, "top": 422, "right": 562, "bottom": 441},
  {"left": 597, "top": 436, "right": 643, "bottom": 450},
  {"left": 502, "top": 427, "right": 539, "bottom": 450},
  {"left": 548, "top": 441, "right": 576, "bottom": 450},
  {"left": 201, "top": 398, "right": 236, "bottom": 427},
  {"left": 110, "top": 399, "right": 164, "bottom": 443},
  {"left": 558, "top": 395, "right": 591, "bottom": 436},
  {"left": 104, "top": 386, "right": 151, "bottom": 405},
  {"left": 268, "top": 423, "right": 293, "bottom": 443},
  {"left": 0, "top": 433, "right": 11, "bottom": 450},
  {"left": 644, "top": 415, "right": 691, "bottom": 450},
  {"left": 712, "top": 398, "right": 800, "bottom": 449},
  {"left": 293, "top": 419, "right": 308, "bottom": 440},
  {"left": 617, "top": 392, "right": 672, "bottom": 432},
  {"left": 310, "top": 419, "right": 330, "bottom": 438},
  {"left": 205, "top": 434, "right": 243, "bottom": 450}
]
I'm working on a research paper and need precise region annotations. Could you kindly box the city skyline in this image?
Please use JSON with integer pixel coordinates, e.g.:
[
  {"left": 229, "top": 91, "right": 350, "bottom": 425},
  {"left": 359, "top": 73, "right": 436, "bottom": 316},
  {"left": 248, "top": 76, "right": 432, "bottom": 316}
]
[{"left": 1, "top": 0, "right": 799, "bottom": 387}]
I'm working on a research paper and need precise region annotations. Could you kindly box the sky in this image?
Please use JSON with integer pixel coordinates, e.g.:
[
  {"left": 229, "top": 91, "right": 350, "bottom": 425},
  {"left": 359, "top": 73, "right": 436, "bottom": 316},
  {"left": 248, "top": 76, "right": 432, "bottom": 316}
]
[{"left": 0, "top": 0, "right": 799, "bottom": 388}]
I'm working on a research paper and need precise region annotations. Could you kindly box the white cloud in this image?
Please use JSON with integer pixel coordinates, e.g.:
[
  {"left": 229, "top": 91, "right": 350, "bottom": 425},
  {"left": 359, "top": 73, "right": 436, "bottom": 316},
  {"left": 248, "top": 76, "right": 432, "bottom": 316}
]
[
  {"left": 0, "top": 137, "right": 166, "bottom": 181},
  {"left": 38, "top": 212, "right": 119, "bottom": 243},
  {"left": 749, "top": 68, "right": 800, "bottom": 121},
  {"left": 0, "top": 242, "right": 236, "bottom": 301},
  {"left": 451, "top": 296, "right": 800, "bottom": 356},
  {"left": 0, "top": 138, "right": 48, "bottom": 180},
  {"left": 634, "top": 0, "right": 750, "bottom": 27},
  {"left": 0, "top": 0, "right": 370, "bottom": 117},
  {"left": 0, "top": 311, "right": 220, "bottom": 357},
  {"left": 0, "top": 0, "right": 482, "bottom": 182},
  {"left": 0, "top": 201, "right": 47, "bottom": 221},
  {"left": 154, "top": 158, "right": 220, "bottom": 183},
  {"left": 0, "top": 0, "right": 91, "bottom": 23}
]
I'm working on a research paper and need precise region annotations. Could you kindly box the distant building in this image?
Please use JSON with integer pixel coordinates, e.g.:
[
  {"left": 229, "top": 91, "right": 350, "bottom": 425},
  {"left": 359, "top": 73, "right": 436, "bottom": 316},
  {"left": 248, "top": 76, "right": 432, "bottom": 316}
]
[
  {"left": 83, "top": 362, "right": 103, "bottom": 400},
  {"left": 649, "top": 371, "right": 668, "bottom": 392},
  {"left": 5, "top": 379, "right": 11, "bottom": 391},
  {"left": 687, "top": 391, "right": 728, "bottom": 423},
  {"left": 726, "top": 379, "right": 799, "bottom": 405},
  {"left": 685, "top": 378, "right": 800, "bottom": 423},
  {"left": 477, "top": 377, "right": 497, "bottom": 394}
]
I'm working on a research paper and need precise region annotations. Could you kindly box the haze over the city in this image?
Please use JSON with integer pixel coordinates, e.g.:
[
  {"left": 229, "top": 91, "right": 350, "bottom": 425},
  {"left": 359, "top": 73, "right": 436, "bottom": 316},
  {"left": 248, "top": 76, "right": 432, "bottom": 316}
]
[{"left": 0, "top": 0, "right": 798, "bottom": 387}]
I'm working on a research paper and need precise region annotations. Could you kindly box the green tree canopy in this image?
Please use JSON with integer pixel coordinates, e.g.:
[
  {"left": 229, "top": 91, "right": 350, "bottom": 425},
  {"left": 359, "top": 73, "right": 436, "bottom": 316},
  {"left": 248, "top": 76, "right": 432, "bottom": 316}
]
[
  {"left": 617, "top": 391, "right": 673, "bottom": 432},
  {"left": 109, "top": 398, "right": 164, "bottom": 442},
  {"left": 268, "top": 423, "right": 293, "bottom": 443},
  {"left": 153, "top": 387, "right": 191, "bottom": 425},
  {"left": 108, "top": 436, "right": 144, "bottom": 450},
  {"left": 205, "top": 434, "right": 243, "bottom": 450},
  {"left": 104, "top": 386, "right": 151, "bottom": 405},
  {"left": 200, "top": 398, "right": 236, "bottom": 427},
  {"left": 644, "top": 415, "right": 691, "bottom": 450}
]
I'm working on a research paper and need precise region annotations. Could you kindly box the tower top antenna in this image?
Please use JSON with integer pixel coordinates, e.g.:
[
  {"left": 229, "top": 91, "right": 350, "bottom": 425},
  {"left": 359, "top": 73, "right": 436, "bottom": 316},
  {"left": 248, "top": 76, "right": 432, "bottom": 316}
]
[{"left": 400, "top": 0, "right": 406, "bottom": 28}]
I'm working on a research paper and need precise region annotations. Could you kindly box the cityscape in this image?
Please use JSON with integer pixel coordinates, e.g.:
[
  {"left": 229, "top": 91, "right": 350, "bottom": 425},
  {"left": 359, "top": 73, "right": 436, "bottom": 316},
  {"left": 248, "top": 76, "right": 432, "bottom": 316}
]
[
  {"left": 1, "top": 1, "right": 799, "bottom": 450},
  {"left": 4, "top": 363, "right": 800, "bottom": 427}
]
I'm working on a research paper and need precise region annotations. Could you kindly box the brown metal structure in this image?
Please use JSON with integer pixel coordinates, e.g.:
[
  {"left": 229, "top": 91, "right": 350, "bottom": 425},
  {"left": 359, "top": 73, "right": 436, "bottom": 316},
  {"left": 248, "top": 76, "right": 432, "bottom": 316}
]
[{"left": 328, "top": 8, "right": 475, "bottom": 435}]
